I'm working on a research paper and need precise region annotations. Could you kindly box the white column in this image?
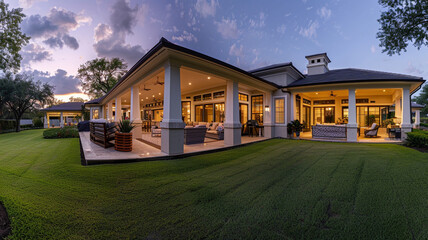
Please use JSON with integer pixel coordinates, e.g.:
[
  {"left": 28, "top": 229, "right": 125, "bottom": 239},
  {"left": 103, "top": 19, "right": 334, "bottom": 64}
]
[
  {"left": 60, "top": 112, "right": 64, "bottom": 127},
  {"left": 130, "top": 85, "right": 142, "bottom": 139},
  {"left": 47, "top": 113, "right": 50, "bottom": 128},
  {"left": 90, "top": 107, "right": 93, "bottom": 120},
  {"left": 401, "top": 87, "right": 412, "bottom": 140},
  {"left": 107, "top": 102, "right": 112, "bottom": 121},
  {"left": 415, "top": 110, "right": 421, "bottom": 127},
  {"left": 44, "top": 113, "right": 48, "bottom": 128},
  {"left": 115, "top": 97, "right": 122, "bottom": 122},
  {"left": 263, "top": 91, "right": 274, "bottom": 138},
  {"left": 224, "top": 80, "right": 241, "bottom": 146},
  {"left": 347, "top": 88, "right": 358, "bottom": 142},
  {"left": 161, "top": 61, "right": 185, "bottom": 155}
]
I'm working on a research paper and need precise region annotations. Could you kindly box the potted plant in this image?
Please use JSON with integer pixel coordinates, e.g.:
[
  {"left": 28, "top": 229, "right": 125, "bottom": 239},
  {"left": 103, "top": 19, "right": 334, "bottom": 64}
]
[
  {"left": 115, "top": 119, "right": 136, "bottom": 152},
  {"left": 287, "top": 120, "right": 304, "bottom": 138}
]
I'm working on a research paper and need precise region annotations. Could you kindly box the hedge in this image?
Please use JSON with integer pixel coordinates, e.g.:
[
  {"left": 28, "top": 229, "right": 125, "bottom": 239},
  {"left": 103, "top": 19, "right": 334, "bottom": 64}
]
[
  {"left": 43, "top": 127, "right": 79, "bottom": 139},
  {"left": 406, "top": 129, "right": 428, "bottom": 148}
]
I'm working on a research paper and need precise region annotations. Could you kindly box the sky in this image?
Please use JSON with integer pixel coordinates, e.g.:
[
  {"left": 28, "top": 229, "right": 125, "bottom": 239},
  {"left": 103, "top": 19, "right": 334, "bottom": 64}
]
[{"left": 8, "top": 0, "right": 428, "bottom": 101}]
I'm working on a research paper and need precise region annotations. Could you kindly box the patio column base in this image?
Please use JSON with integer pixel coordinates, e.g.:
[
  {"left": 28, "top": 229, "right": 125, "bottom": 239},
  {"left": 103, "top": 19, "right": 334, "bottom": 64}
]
[
  {"left": 224, "top": 123, "right": 241, "bottom": 146},
  {"left": 264, "top": 123, "right": 274, "bottom": 138},
  {"left": 401, "top": 124, "right": 412, "bottom": 141},
  {"left": 160, "top": 121, "right": 185, "bottom": 155},
  {"left": 347, "top": 124, "right": 358, "bottom": 142},
  {"left": 131, "top": 119, "right": 142, "bottom": 139}
]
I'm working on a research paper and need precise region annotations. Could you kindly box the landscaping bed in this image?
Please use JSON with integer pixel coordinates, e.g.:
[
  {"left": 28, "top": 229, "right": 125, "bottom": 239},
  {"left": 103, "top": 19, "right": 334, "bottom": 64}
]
[
  {"left": 0, "top": 129, "right": 428, "bottom": 239},
  {"left": 43, "top": 126, "right": 79, "bottom": 139}
]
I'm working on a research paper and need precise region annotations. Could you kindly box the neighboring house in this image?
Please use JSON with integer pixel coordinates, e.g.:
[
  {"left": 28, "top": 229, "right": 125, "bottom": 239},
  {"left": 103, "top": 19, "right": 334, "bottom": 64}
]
[
  {"left": 85, "top": 38, "right": 425, "bottom": 155},
  {"left": 412, "top": 102, "right": 424, "bottom": 127},
  {"left": 40, "top": 102, "right": 84, "bottom": 128}
]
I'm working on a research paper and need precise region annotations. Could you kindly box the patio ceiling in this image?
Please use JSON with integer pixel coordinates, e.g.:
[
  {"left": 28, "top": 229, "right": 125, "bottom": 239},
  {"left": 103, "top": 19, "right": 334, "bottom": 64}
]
[{"left": 299, "top": 88, "right": 400, "bottom": 98}]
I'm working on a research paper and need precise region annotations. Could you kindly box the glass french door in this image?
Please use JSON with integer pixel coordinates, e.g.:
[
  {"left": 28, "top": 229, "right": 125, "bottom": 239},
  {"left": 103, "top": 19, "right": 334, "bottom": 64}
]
[
  {"left": 314, "top": 107, "right": 335, "bottom": 124},
  {"left": 302, "top": 106, "right": 311, "bottom": 131}
]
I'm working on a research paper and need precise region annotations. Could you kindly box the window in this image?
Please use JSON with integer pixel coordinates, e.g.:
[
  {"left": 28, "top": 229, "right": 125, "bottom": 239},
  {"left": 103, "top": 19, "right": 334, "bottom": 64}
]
[
  {"left": 213, "top": 91, "right": 224, "bottom": 99},
  {"left": 204, "top": 104, "right": 213, "bottom": 122},
  {"left": 195, "top": 105, "right": 204, "bottom": 122},
  {"left": 317, "top": 59, "right": 321, "bottom": 63},
  {"left": 251, "top": 95, "right": 263, "bottom": 124},
  {"left": 314, "top": 107, "right": 335, "bottom": 124},
  {"left": 296, "top": 96, "right": 301, "bottom": 121},
  {"left": 193, "top": 95, "right": 201, "bottom": 102},
  {"left": 92, "top": 109, "right": 99, "bottom": 119},
  {"left": 203, "top": 93, "right": 212, "bottom": 101},
  {"left": 275, "top": 98, "right": 285, "bottom": 124},
  {"left": 153, "top": 109, "right": 163, "bottom": 121},
  {"left": 181, "top": 101, "right": 191, "bottom": 123},
  {"left": 214, "top": 103, "right": 225, "bottom": 122},
  {"left": 239, "top": 93, "right": 249, "bottom": 101},
  {"left": 239, "top": 103, "right": 248, "bottom": 124}
]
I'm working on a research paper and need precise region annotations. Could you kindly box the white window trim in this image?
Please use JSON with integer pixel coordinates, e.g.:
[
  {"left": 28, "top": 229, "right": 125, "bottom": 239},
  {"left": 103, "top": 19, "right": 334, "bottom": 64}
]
[{"left": 274, "top": 96, "right": 286, "bottom": 125}]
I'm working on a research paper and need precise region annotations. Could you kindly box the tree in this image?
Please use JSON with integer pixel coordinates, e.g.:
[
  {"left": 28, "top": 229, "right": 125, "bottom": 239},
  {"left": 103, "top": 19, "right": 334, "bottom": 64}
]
[
  {"left": 0, "top": 73, "right": 54, "bottom": 132},
  {"left": 413, "top": 83, "right": 428, "bottom": 116},
  {"left": 0, "top": 1, "right": 30, "bottom": 72},
  {"left": 69, "top": 96, "right": 86, "bottom": 102},
  {"left": 377, "top": 0, "right": 428, "bottom": 55},
  {"left": 78, "top": 58, "right": 127, "bottom": 99}
]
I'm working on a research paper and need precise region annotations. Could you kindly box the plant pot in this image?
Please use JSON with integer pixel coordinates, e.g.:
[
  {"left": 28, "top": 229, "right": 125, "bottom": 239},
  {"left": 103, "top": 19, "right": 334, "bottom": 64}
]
[
  {"left": 295, "top": 131, "right": 300, "bottom": 137},
  {"left": 115, "top": 132, "right": 133, "bottom": 152}
]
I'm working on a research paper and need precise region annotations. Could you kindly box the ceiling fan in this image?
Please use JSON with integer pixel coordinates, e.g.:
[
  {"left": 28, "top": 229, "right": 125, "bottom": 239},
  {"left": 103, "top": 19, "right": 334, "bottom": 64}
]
[
  {"left": 330, "top": 91, "right": 337, "bottom": 97},
  {"left": 143, "top": 84, "right": 151, "bottom": 91},
  {"left": 155, "top": 76, "right": 164, "bottom": 85}
]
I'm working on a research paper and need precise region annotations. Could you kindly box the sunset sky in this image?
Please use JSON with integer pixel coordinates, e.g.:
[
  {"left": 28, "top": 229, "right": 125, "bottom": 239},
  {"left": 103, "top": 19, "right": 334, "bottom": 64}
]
[{"left": 9, "top": 0, "right": 428, "bottom": 100}]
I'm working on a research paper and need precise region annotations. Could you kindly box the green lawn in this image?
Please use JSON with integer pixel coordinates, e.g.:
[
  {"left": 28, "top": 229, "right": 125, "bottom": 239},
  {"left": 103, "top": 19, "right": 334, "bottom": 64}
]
[{"left": 1, "top": 129, "right": 428, "bottom": 239}]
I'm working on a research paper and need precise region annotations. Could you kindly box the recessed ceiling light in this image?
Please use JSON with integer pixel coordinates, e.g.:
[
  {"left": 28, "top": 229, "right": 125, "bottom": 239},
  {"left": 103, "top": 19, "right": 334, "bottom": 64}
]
[
  {"left": 188, "top": 82, "right": 192, "bottom": 85},
  {"left": 207, "top": 76, "right": 211, "bottom": 80},
  {"left": 383, "top": 89, "right": 386, "bottom": 92},
  {"left": 315, "top": 92, "right": 318, "bottom": 95},
  {"left": 139, "top": 93, "right": 141, "bottom": 95},
  {"left": 158, "top": 93, "right": 161, "bottom": 95},
  {"left": 124, "top": 100, "right": 126, "bottom": 102},
  {"left": 146, "top": 97, "right": 148, "bottom": 99},
  {"left": 152, "top": 95, "right": 155, "bottom": 97}
]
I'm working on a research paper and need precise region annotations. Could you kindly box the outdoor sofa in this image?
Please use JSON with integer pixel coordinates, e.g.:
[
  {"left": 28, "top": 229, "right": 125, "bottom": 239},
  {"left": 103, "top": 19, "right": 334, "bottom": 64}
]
[
  {"left": 89, "top": 119, "right": 116, "bottom": 148},
  {"left": 312, "top": 124, "right": 347, "bottom": 139}
]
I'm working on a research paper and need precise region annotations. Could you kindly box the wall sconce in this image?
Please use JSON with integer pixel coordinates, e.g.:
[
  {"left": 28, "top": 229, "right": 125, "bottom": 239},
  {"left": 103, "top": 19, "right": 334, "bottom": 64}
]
[{"left": 265, "top": 105, "right": 270, "bottom": 112}]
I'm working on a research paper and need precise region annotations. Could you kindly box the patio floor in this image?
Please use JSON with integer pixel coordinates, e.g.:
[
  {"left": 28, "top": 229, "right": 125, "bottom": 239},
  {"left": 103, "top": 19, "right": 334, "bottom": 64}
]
[
  {"left": 300, "top": 127, "right": 402, "bottom": 143},
  {"left": 79, "top": 132, "right": 267, "bottom": 164}
]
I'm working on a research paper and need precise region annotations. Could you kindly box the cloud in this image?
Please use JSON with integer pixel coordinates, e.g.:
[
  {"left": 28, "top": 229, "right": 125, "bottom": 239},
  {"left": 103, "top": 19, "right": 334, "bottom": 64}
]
[
  {"left": 277, "top": 24, "right": 286, "bottom": 34},
  {"left": 405, "top": 62, "right": 423, "bottom": 75},
  {"left": 18, "top": 0, "right": 47, "bottom": 8},
  {"left": 299, "top": 20, "right": 319, "bottom": 39},
  {"left": 21, "top": 43, "right": 52, "bottom": 66},
  {"left": 371, "top": 45, "right": 376, "bottom": 53},
  {"left": 21, "top": 7, "right": 91, "bottom": 50},
  {"left": 195, "top": 0, "right": 218, "bottom": 18},
  {"left": 229, "top": 43, "right": 244, "bottom": 66},
  {"left": 172, "top": 31, "right": 198, "bottom": 42},
  {"left": 28, "top": 69, "right": 81, "bottom": 94},
  {"left": 249, "top": 12, "right": 266, "bottom": 28},
  {"left": 109, "top": 0, "right": 139, "bottom": 34},
  {"left": 215, "top": 18, "right": 239, "bottom": 39},
  {"left": 93, "top": 0, "right": 146, "bottom": 65},
  {"left": 317, "top": 6, "right": 331, "bottom": 20}
]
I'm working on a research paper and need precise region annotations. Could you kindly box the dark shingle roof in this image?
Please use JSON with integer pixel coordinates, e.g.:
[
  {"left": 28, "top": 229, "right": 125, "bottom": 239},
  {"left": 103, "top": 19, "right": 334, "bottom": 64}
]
[
  {"left": 97, "top": 37, "right": 280, "bottom": 104},
  {"left": 85, "top": 97, "right": 102, "bottom": 105},
  {"left": 249, "top": 62, "right": 305, "bottom": 78},
  {"left": 287, "top": 68, "right": 424, "bottom": 88},
  {"left": 412, "top": 102, "right": 424, "bottom": 108},
  {"left": 41, "top": 102, "right": 84, "bottom": 112}
]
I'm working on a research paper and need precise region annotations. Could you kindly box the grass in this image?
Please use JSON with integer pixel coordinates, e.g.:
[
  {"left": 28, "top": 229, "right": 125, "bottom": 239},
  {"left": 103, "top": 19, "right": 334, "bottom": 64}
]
[{"left": 0, "top": 129, "right": 428, "bottom": 239}]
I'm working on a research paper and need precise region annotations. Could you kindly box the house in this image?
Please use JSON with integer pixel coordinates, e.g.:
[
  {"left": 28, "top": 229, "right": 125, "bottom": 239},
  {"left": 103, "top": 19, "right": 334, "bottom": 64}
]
[
  {"left": 41, "top": 102, "right": 85, "bottom": 128},
  {"left": 85, "top": 37, "right": 425, "bottom": 155}
]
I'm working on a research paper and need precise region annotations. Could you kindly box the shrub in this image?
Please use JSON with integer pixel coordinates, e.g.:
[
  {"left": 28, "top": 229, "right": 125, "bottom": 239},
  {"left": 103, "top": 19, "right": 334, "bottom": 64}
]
[
  {"left": 33, "top": 117, "right": 44, "bottom": 128},
  {"left": 406, "top": 130, "right": 428, "bottom": 148},
  {"left": 0, "top": 120, "right": 16, "bottom": 132},
  {"left": 421, "top": 123, "right": 428, "bottom": 128},
  {"left": 43, "top": 127, "right": 79, "bottom": 139}
]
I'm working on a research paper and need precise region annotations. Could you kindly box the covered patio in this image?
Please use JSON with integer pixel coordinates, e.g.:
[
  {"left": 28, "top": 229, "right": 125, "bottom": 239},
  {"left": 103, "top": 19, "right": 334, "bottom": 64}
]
[{"left": 85, "top": 38, "right": 276, "bottom": 158}]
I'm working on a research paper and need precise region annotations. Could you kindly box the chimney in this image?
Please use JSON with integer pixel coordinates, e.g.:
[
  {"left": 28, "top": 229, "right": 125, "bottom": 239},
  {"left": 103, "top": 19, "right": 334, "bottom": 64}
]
[{"left": 305, "top": 53, "right": 331, "bottom": 75}]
